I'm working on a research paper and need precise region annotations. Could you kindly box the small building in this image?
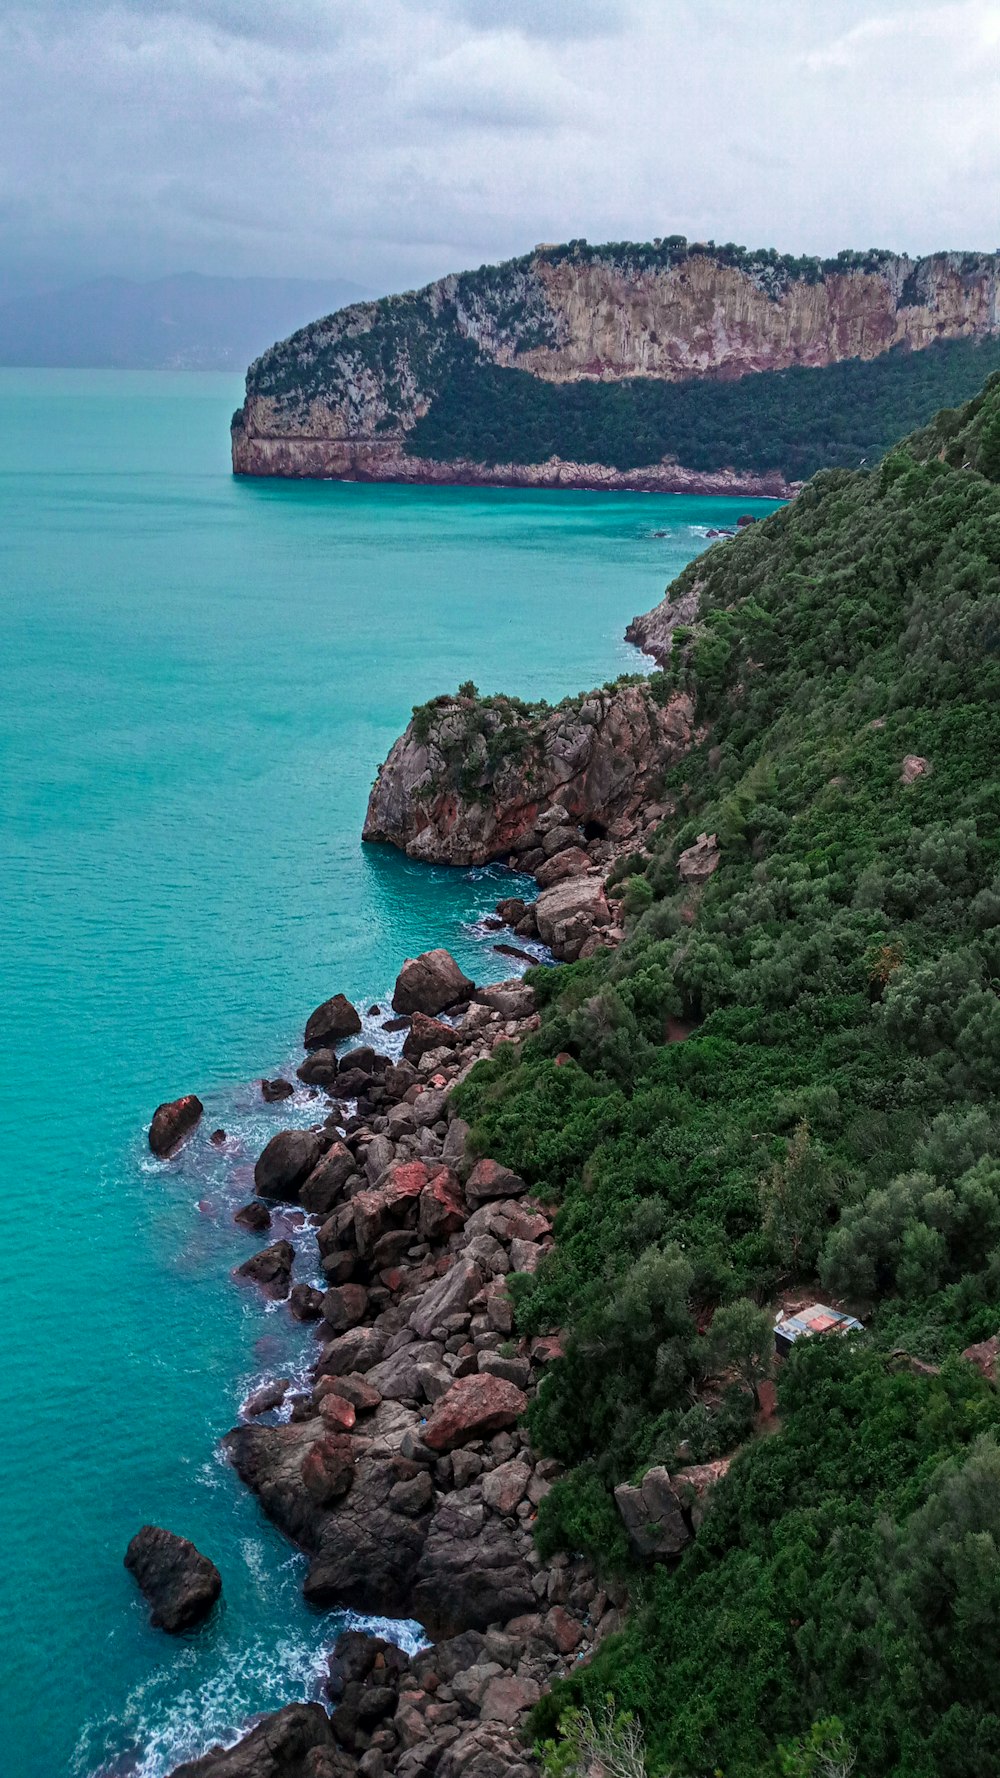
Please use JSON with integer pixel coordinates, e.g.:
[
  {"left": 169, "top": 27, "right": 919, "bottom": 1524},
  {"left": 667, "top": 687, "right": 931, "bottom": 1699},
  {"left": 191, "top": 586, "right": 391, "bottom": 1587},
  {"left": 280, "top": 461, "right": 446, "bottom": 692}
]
[{"left": 774, "top": 1302, "right": 864, "bottom": 1358}]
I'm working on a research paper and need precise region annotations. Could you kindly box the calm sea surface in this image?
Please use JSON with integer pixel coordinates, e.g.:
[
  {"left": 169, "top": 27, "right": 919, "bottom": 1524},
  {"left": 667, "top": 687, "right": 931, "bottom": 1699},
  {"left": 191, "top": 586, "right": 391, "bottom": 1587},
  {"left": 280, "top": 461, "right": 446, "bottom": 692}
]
[{"left": 0, "top": 368, "right": 779, "bottom": 1777}]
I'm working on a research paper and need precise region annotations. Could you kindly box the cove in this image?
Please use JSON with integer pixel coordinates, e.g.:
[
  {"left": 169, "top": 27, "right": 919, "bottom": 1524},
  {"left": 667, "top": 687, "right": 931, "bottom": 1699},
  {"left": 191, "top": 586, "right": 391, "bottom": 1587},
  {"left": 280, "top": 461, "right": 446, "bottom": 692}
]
[{"left": 0, "top": 367, "right": 781, "bottom": 1777}]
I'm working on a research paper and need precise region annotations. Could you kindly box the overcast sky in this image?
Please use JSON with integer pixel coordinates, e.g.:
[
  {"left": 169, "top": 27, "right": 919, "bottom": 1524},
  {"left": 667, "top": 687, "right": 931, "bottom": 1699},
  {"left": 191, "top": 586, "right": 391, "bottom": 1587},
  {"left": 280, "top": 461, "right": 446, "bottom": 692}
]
[{"left": 1, "top": 0, "right": 997, "bottom": 297}]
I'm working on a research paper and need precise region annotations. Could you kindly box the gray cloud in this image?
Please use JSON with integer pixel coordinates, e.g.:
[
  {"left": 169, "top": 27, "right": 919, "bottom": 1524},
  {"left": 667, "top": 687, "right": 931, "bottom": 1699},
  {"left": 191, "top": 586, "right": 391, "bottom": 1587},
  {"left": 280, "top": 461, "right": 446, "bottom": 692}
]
[{"left": 0, "top": 0, "right": 997, "bottom": 299}]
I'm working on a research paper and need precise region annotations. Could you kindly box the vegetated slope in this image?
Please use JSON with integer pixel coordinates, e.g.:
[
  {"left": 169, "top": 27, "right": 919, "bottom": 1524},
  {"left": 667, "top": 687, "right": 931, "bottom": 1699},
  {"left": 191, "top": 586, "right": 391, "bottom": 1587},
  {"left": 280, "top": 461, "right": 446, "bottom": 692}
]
[
  {"left": 232, "top": 238, "right": 1000, "bottom": 488},
  {"left": 454, "top": 373, "right": 1000, "bottom": 1777}
]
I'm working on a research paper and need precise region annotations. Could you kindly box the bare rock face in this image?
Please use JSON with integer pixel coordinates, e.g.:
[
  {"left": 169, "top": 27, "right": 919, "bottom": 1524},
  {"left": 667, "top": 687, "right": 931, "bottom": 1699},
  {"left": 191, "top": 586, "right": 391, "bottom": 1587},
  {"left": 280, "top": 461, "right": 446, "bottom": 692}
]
[
  {"left": 392, "top": 949, "right": 474, "bottom": 1014},
  {"left": 614, "top": 1467, "right": 691, "bottom": 1560},
  {"left": 124, "top": 1525, "right": 221, "bottom": 1632},
  {"left": 422, "top": 1375, "right": 528, "bottom": 1453},
  {"left": 149, "top": 1095, "right": 204, "bottom": 1157},
  {"left": 533, "top": 874, "right": 612, "bottom": 961},
  {"left": 625, "top": 578, "right": 704, "bottom": 668},
  {"left": 677, "top": 832, "right": 721, "bottom": 886},
  {"left": 364, "top": 683, "right": 695, "bottom": 867}
]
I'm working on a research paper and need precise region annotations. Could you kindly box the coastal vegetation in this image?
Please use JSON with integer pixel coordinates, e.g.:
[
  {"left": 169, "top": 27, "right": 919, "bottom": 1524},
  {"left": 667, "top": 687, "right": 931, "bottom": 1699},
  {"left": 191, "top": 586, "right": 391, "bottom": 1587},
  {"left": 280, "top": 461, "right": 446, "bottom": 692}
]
[
  {"left": 450, "top": 373, "right": 1000, "bottom": 1775},
  {"left": 408, "top": 334, "right": 1000, "bottom": 481}
]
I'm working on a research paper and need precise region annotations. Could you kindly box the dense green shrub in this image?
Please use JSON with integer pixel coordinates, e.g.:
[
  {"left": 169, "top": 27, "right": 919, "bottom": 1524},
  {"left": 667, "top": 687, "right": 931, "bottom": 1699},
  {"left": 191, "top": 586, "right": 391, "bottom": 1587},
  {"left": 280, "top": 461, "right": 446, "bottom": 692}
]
[{"left": 453, "top": 376, "right": 1000, "bottom": 1774}]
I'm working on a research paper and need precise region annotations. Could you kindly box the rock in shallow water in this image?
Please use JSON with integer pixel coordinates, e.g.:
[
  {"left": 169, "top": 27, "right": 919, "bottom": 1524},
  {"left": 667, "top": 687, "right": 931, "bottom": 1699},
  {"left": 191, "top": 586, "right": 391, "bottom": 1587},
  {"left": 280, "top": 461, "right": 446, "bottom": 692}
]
[
  {"left": 148, "top": 1094, "right": 204, "bottom": 1157},
  {"left": 303, "top": 992, "right": 362, "bottom": 1050},
  {"left": 167, "top": 1702, "right": 344, "bottom": 1778},
  {"left": 124, "top": 1524, "right": 221, "bottom": 1632},
  {"left": 391, "top": 949, "right": 474, "bottom": 1016}
]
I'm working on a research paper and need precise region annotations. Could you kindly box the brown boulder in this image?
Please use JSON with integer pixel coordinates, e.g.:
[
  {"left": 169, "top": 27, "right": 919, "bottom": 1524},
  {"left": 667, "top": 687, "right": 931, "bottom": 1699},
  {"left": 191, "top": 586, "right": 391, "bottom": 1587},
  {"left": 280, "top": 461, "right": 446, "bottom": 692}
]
[
  {"left": 465, "top": 1158, "right": 527, "bottom": 1204},
  {"left": 392, "top": 949, "right": 474, "bottom": 1016},
  {"left": 304, "top": 993, "right": 362, "bottom": 1049},
  {"left": 235, "top": 1239, "right": 295, "bottom": 1300},
  {"left": 300, "top": 1433, "right": 356, "bottom": 1505},
  {"left": 677, "top": 831, "right": 720, "bottom": 885},
  {"left": 419, "top": 1166, "right": 467, "bottom": 1240},
  {"left": 534, "top": 847, "right": 591, "bottom": 889},
  {"left": 962, "top": 1334, "right": 1000, "bottom": 1385},
  {"left": 124, "top": 1525, "right": 221, "bottom": 1632},
  {"left": 234, "top": 1200, "right": 271, "bottom": 1234},
  {"left": 148, "top": 1094, "right": 203, "bottom": 1157},
  {"left": 167, "top": 1703, "right": 341, "bottom": 1778},
  {"left": 254, "top": 1128, "right": 324, "bottom": 1201},
  {"left": 260, "top": 1077, "right": 294, "bottom": 1102},
  {"left": 422, "top": 1374, "right": 527, "bottom": 1452},
  {"left": 402, "top": 1010, "right": 460, "bottom": 1062},
  {"left": 322, "top": 1282, "right": 369, "bottom": 1333}
]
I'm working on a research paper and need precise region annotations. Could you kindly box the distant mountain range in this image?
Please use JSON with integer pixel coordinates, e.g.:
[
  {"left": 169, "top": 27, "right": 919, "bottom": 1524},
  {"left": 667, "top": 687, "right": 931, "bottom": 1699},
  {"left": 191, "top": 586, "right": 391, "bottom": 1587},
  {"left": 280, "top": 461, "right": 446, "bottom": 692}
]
[{"left": 0, "top": 273, "right": 371, "bottom": 370}]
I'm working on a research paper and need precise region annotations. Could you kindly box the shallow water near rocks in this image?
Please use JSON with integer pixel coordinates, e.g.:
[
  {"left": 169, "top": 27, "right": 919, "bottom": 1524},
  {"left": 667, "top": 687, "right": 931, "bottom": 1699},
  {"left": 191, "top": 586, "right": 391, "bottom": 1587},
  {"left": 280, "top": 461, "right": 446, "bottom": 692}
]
[{"left": 0, "top": 367, "right": 780, "bottom": 1777}]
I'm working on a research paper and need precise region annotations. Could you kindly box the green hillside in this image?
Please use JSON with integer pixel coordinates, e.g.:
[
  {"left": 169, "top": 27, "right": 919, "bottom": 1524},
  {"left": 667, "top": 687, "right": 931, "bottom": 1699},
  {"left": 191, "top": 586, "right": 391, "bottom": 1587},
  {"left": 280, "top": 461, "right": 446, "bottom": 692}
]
[
  {"left": 454, "top": 372, "right": 1000, "bottom": 1776},
  {"left": 408, "top": 334, "right": 1000, "bottom": 481}
]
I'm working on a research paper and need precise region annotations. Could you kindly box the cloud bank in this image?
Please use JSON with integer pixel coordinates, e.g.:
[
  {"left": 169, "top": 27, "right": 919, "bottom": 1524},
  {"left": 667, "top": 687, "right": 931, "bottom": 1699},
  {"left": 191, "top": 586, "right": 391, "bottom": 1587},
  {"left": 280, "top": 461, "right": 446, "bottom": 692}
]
[{"left": 0, "top": 0, "right": 996, "bottom": 295}]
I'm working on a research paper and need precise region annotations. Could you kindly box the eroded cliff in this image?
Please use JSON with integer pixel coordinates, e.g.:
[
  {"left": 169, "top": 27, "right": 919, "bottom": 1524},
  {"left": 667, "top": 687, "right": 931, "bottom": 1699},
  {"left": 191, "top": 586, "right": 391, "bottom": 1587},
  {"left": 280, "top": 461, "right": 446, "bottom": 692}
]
[{"left": 233, "top": 238, "right": 1000, "bottom": 488}]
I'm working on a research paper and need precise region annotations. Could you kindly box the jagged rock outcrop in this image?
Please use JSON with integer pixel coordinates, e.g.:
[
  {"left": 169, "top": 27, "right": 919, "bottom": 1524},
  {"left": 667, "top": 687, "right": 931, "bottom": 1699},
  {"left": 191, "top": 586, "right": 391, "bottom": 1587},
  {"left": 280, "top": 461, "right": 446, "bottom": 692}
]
[
  {"left": 625, "top": 578, "right": 704, "bottom": 669},
  {"left": 363, "top": 682, "right": 694, "bottom": 868},
  {"left": 124, "top": 1525, "right": 222, "bottom": 1633},
  {"left": 232, "top": 238, "right": 1000, "bottom": 489}
]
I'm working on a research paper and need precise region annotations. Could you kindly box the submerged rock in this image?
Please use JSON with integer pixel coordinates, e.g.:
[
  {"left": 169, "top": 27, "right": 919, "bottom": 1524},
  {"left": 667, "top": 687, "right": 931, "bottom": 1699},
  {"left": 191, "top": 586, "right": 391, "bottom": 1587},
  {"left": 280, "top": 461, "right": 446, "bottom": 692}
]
[
  {"left": 124, "top": 1525, "right": 221, "bottom": 1632},
  {"left": 149, "top": 1094, "right": 204, "bottom": 1157},
  {"left": 235, "top": 1239, "right": 295, "bottom": 1300}
]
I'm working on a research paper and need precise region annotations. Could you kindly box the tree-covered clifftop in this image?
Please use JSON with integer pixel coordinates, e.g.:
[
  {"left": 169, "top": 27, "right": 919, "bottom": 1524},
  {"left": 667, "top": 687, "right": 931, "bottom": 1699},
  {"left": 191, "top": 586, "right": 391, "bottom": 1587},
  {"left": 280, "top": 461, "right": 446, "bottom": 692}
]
[
  {"left": 233, "top": 238, "right": 1000, "bottom": 490},
  {"left": 449, "top": 373, "right": 1000, "bottom": 1776}
]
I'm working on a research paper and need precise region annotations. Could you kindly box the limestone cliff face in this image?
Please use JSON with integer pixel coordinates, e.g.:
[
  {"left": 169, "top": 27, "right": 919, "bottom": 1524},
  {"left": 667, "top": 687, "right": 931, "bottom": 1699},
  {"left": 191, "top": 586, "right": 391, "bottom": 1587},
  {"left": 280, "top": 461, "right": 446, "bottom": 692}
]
[
  {"left": 362, "top": 683, "right": 695, "bottom": 868},
  {"left": 233, "top": 239, "right": 1000, "bottom": 486}
]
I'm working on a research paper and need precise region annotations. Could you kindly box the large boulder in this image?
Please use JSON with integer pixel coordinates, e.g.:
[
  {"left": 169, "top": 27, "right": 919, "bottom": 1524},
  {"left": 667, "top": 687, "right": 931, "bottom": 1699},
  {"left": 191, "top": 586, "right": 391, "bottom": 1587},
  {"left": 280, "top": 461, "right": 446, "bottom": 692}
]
[
  {"left": 298, "top": 1143, "right": 355, "bottom": 1216},
  {"left": 254, "top": 1128, "right": 324, "bottom": 1200},
  {"left": 677, "top": 831, "right": 720, "bottom": 886},
  {"left": 614, "top": 1465, "right": 691, "bottom": 1559},
  {"left": 304, "top": 993, "right": 362, "bottom": 1050},
  {"left": 422, "top": 1374, "right": 527, "bottom": 1452},
  {"left": 465, "top": 1158, "right": 527, "bottom": 1205},
  {"left": 235, "top": 1239, "right": 295, "bottom": 1300},
  {"left": 148, "top": 1095, "right": 203, "bottom": 1157},
  {"left": 392, "top": 950, "right": 474, "bottom": 1016},
  {"left": 168, "top": 1702, "right": 344, "bottom": 1778},
  {"left": 412, "top": 1494, "right": 535, "bottom": 1634},
  {"left": 532, "top": 874, "right": 611, "bottom": 961},
  {"left": 402, "top": 1010, "right": 460, "bottom": 1062},
  {"left": 124, "top": 1525, "right": 221, "bottom": 1632}
]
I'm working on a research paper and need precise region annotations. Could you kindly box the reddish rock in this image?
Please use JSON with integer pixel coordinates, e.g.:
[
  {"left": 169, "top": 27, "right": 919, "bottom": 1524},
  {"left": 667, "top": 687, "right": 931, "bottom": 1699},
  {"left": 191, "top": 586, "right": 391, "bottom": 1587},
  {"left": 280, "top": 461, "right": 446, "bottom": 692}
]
[
  {"left": 327, "top": 1372, "right": 382, "bottom": 1413},
  {"left": 677, "top": 831, "right": 720, "bottom": 885},
  {"left": 465, "top": 1158, "right": 527, "bottom": 1204},
  {"left": 288, "top": 1282, "right": 324, "bottom": 1322},
  {"left": 353, "top": 1161, "right": 429, "bottom": 1253},
  {"left": 148, "top": 1094, "right": 203, "bottom": 1157},
  {"left": 319, "top": 1391, "right": 357, "bottom": 1432},
  {"left": 235, "top": 1239, "right": 295, "bottom": 1300},
  {"left": 543, "top": 1605, "right": 585, "bottom": 1654},
  {"left": 422, "top": 1373, "right": 527, "bottom": 1452},
  {"left": 300, "top": 1433, "right": 355, "bottom": 1504},
  {"left": 304, "top": 992, "right": 362, "bottom": 1049},
  {"left": 901, "top": 754, "right": 932, "bottom": 784},
  {"left": 419, "top": 1166, "right": 467, "bottom": 1240},
  {"left": 391, "top": 949, "right": 474, "bottom": 1016},
  {"left": 322, "top": 1282, "right": 369, "bottom": 1333},
  {"left": 963, "top": 1335, "right": 1000, "bottom": 1385},
  {"left": 529, "top": 1335, "right": 563, "bottom": 1364},
  {"left": 534, "top": 846, "right": 592, "bottom": 889},
  {"left": 234, "top": 1200, "right": 271, "bottom": 1233},
  {"left": 403, "top": 1011, "right": 460, "bottom": 1062},
  {"left": 480, "top": 1673, "right": 540, "bottom": 1723}
]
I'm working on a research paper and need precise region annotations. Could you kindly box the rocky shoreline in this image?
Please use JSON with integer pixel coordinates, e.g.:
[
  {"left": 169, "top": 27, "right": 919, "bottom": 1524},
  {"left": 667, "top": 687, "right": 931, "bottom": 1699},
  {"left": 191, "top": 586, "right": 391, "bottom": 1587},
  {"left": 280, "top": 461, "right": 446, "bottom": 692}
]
[
  {"left": 230, "top": 426, "right": 797, "bottom": 500},
  {"left": 141, "top": 593, "right": 724, "bottom": 1777}
]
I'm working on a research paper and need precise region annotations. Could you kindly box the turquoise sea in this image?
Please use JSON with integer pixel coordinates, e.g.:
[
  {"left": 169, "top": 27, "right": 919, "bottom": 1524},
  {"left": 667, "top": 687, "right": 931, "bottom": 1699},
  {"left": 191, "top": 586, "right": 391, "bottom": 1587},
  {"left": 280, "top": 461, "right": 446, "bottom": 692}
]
[{"left": 0, "top": 367, "right": 780, "bottom": 1777}]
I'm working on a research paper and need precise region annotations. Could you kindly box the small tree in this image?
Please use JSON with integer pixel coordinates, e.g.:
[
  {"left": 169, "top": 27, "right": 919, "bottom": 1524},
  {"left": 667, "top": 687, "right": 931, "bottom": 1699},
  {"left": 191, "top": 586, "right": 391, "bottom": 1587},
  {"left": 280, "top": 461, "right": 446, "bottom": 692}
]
[
  {"left": 708, "top": 1297, "right": 775, "bottom": 1408},
  {"left": 538, "top": 1696, "right": 650, "bottom": 1778},
  {"left": 776, "top": 1717, "right": 857, "bottom": 1778},
  {"left": 760, "top": 1121, "right": 837, "bottom": 1274}
]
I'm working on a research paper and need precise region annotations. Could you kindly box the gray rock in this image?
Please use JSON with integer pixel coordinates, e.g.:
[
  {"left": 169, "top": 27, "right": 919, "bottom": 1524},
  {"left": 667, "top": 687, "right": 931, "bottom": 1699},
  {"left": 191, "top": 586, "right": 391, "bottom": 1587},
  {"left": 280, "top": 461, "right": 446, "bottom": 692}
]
[{"left": 614, "top": 1465, "right": 691, "bottom": 1559}]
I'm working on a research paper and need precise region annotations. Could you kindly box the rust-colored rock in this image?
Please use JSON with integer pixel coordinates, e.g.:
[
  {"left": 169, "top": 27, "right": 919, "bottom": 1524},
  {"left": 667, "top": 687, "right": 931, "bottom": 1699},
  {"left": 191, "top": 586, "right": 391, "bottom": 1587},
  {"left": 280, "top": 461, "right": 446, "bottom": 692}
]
[
  {"left": 422, "top": 1373, "right": 527, "bottom": 1452},
  {"left": 391, "top": 949, "right": 474, "bottom": 1015},
  {"left": 962, "top": 1335, "right": 1000, "bottom": 1385},
  {"left": 148, "top": 1094, "right": 203, "bottom": 1157},
  {"left": 300, "top": 1433, "right": 355, "bottom": 1504},
  {"left": 419, "top": 1166, "right": 467, "bottom": 1239}
]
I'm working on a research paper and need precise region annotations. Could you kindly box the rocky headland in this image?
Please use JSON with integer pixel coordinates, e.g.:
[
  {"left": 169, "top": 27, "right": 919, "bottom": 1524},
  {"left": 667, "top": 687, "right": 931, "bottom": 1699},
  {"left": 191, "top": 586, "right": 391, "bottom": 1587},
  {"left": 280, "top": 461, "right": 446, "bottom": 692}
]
[{"left": 231, "top": 237, "right": 1000, "bottom": 491}]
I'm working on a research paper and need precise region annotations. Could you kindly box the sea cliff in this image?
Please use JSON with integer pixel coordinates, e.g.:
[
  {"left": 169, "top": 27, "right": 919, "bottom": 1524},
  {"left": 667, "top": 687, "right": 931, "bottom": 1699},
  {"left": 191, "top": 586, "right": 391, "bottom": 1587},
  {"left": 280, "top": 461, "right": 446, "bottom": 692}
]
[{"left": 232, "top": 238, "right": 1000, "bottom": 489}]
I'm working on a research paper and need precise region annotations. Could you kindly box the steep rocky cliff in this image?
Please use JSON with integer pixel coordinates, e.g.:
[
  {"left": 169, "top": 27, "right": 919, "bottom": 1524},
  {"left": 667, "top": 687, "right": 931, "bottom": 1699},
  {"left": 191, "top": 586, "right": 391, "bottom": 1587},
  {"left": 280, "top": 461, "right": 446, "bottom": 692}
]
[
  {"left": 233, "top": 238, "right": 1000, "bottom": 489},
  {"left": 362, "top": 682, "right": 695, "bottom": 869}
]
